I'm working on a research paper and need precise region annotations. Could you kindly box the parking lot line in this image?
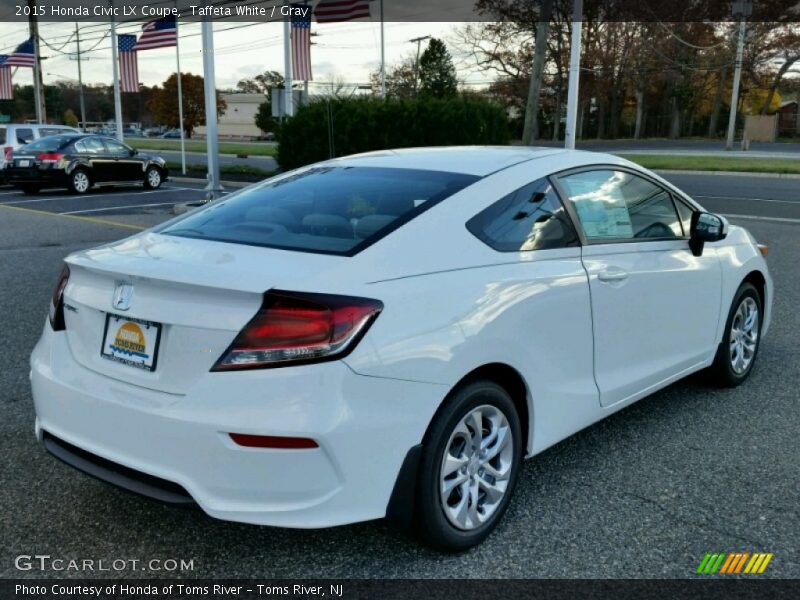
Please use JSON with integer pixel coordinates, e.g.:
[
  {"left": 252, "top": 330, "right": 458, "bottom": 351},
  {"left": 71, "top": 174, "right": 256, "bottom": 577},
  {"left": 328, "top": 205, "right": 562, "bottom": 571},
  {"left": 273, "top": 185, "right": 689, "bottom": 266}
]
[
  {"left": 694, "top": 195, "right": 799, "bottom": 204},
  {"left": 723, "top": 213, "right": 800, "bottom": 224},
  {"left": 0, "top": 203, "right": 146, "bottom": 230},
  {"left": 0, "top": 186, "right": 197, "bottom": 206},
  {"left": 63, "top": 202, "right": 177, "bottom": 215}
]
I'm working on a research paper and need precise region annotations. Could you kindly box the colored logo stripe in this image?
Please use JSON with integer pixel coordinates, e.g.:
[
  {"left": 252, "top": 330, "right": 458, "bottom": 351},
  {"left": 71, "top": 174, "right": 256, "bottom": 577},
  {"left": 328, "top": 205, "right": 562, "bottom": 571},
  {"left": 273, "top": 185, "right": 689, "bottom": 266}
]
[{"left": 697, "top": 552, "right": 773, "bottom": 574}]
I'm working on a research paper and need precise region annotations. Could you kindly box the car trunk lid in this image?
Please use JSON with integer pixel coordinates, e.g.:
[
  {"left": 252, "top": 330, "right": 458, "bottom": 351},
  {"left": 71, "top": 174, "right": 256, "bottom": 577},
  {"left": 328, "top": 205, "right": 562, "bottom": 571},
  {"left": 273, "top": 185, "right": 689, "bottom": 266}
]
[{"left": 62, "top": 232, "right": 345, "bottom": 396}]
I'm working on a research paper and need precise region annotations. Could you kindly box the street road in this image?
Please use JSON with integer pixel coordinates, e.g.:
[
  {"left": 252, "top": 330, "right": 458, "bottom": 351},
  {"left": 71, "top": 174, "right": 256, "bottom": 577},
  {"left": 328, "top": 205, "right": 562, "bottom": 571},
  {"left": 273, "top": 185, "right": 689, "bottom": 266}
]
[{"left": 0, "top": 172, "right": 797, "bottom": 578}]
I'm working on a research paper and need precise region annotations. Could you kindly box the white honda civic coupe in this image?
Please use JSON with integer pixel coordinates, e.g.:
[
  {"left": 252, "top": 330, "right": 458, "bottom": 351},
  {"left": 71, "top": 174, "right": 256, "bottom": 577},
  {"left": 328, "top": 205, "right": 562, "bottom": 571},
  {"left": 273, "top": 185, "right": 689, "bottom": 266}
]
[{"left": 31, "top": 147, "right": 771, "bottom": 550}]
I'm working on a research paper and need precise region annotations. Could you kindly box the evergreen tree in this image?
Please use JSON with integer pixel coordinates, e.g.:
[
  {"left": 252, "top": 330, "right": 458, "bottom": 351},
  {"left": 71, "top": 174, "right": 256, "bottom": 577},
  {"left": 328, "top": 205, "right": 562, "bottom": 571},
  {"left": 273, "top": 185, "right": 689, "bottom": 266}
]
[{"left": 418, "top": 38, "right": 458, "bottom": 99}]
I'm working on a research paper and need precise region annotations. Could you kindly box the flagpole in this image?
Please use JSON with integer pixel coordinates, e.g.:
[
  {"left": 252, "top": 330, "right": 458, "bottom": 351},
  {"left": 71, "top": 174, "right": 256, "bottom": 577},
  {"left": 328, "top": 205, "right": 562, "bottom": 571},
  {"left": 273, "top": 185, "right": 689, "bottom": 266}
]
[
  {"left": 27, "top": 0, "right": 43, "bottom": 123},
  {"left": 380, "top": 0, "right": 385, "bottom": 98},
  {"left": 283, "top": 1, "right": 294, "bottom": 117},
  {"left": 174, "top": 9, "right": 186, "bottom": 174},
  {"left": 110, "top": 2, "right": 124, "bottom": 142}
]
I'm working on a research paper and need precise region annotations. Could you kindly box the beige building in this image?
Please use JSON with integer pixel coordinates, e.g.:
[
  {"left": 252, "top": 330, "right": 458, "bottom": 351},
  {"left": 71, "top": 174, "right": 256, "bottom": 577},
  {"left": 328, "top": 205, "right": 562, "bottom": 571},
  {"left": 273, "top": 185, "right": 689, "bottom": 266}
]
[{"left": 195, "top": 93, "right": 266, "bottom": 140}]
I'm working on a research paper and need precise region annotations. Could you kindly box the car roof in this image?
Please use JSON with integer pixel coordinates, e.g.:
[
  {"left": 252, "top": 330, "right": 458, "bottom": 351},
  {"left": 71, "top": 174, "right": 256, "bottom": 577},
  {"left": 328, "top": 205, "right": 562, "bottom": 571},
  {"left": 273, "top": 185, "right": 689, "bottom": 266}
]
[{"left": 325, "top": 146, "right": 576, "bottom": 177}]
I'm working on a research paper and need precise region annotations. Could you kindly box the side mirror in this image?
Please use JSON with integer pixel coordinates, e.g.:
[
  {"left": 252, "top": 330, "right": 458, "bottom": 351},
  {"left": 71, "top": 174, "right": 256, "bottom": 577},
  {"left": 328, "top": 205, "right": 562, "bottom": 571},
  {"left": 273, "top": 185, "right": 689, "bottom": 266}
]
[
  {"left": 689, "top": 212, "right": 728, "bottom": 257},
  {"left": 129, "top": 148, "right": 138, "bottom": 157}
]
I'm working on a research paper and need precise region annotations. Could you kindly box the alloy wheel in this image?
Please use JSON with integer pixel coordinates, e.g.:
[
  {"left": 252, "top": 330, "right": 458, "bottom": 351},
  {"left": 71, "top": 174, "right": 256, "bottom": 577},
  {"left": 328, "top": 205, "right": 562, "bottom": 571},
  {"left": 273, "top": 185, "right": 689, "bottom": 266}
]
[
  {"left": 729, "top": 296, "right": 759, "bottom": 374},
  {"left": 147, "top": 168, "right": 161, "bottom": 188},
  {"left": 72, "top": 171, "right": 89, "bottom": 193},
  {"left": 439, "top": 404, "right": 514, "bottom": 530}
]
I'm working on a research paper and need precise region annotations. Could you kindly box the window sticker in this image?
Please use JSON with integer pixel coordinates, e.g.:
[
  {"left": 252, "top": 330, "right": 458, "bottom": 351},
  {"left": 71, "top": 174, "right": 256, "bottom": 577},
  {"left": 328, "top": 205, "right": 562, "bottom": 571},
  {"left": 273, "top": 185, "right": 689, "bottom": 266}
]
[{"left": 562, "top": 172, "right": 634, "bottom": 239}]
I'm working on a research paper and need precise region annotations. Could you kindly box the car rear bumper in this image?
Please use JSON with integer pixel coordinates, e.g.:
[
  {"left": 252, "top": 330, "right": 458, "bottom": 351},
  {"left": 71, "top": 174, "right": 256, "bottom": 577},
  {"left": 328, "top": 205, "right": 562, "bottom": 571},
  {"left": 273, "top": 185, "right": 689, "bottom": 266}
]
[
  {"left": 30, "top": 325, "right": 447, "bottom": 528},
  {"left": 6, "top": 167, "right": 69, "bottom": 187}
]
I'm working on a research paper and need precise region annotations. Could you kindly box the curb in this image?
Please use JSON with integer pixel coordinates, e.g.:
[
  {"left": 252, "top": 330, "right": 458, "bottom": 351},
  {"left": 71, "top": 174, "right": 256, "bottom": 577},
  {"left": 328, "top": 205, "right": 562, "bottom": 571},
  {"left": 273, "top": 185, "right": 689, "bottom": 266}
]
[{"left": 653, "top": 169, "right": 800, "bottom": 179}]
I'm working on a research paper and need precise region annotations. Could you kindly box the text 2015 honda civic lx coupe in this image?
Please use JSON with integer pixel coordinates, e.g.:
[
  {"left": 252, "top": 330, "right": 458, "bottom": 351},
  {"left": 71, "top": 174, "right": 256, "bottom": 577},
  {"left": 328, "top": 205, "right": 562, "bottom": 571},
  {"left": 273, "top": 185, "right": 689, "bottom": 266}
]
[{"left": 30, "top": 147, "right": 772, "bottom": 550}]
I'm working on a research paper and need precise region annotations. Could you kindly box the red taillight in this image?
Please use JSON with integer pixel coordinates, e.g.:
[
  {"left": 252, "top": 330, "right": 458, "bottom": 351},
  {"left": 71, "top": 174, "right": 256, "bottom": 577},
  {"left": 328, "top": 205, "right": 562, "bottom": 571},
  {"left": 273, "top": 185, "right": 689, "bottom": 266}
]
[
  {"left": 212, "top": 290, "right": 383, "bottom": 370},
  {"left": 3, "top": 146, "right": 12, "bottom": 161},
  {"left": 49, "top": 264, "right": 70, "bottom": 331},
  {"left": 37, "top": 152, "right": 64, "bottom": 163},
  {"left": 229, "top": 433, "right": 318, "bottom": 449}
]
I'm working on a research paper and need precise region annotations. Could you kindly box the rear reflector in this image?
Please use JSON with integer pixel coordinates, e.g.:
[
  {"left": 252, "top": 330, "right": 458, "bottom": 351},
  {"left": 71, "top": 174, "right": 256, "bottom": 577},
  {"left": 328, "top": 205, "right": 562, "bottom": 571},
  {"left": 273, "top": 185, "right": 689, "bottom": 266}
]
[
  {"left": 758, "top": 244, "right": 769, "bottom": 256},
  {"left": 212, "top": 290, "right": 383, "bottom": 370},
  {"left": 229, "top": 433, "right": 318, "bottom": 449}
]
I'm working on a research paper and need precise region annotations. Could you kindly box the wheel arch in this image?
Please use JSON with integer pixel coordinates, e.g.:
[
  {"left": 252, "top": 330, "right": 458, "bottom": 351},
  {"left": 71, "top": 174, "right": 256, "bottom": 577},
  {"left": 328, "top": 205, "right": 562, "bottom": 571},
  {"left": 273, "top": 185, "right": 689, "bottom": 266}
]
[
  {"left": 385, "top": 361, "right": 532, "bottom": 530},
  {"left": 743, "top": 269, "right": 766, "bottom": 308}
]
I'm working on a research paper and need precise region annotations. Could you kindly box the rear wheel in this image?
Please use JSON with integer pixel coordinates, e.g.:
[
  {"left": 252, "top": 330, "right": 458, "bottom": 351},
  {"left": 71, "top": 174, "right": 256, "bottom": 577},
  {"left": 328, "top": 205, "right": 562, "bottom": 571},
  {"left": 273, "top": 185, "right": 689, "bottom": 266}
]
[
  {"left": 68, "top": 169, "right": 91, "bottom": 194},
  {"left": 21, "top": 184, "right": 40, "bottom": 195},
  {"left": 416, "top": 380, "right": 523, "bottom": 551},
  {"left": 143, "top": 166, "right": 162, "bottom": 190},
  {"left": 707, "top": 282, "right": 762, "bottom": 387}
]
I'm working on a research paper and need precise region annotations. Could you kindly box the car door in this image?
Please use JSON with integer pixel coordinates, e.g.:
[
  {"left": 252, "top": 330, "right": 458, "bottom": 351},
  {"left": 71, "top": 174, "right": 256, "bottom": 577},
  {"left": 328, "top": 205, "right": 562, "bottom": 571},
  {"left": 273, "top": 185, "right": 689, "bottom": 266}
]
[
  {"left": 554, "top": 168, "right": 722, "bottom": 408},
  {"left": 76, "top": 137, "right": 113, "bottom": 182},
  {"left": 103, "top": 138, "right": 142, "bottom": 181}
]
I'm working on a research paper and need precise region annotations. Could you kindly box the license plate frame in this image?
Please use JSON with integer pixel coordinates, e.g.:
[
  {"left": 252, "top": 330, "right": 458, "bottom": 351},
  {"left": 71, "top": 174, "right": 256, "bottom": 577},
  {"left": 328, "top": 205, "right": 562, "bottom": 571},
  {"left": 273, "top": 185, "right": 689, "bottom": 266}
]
[
  {"left": 17, "top": 159, "right": 30, "bottom": 167},
  {"left": 100, "top": 314, "right": 162, "bottom": 372}
]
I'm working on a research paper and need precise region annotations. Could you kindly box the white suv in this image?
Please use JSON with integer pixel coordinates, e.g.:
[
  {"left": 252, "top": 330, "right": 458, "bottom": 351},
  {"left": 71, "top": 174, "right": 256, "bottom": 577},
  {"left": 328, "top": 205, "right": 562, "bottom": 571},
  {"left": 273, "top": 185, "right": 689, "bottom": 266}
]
[{"left": 1, "top": 123, "right": 81, "bottom": 181}]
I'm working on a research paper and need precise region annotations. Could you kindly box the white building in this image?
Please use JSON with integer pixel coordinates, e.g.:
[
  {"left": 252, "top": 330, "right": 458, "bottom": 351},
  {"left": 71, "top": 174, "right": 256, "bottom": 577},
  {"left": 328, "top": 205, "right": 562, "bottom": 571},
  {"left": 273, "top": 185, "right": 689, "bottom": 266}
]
[{"left": 195, "top": 93, "right": 266, "bottom": 140}]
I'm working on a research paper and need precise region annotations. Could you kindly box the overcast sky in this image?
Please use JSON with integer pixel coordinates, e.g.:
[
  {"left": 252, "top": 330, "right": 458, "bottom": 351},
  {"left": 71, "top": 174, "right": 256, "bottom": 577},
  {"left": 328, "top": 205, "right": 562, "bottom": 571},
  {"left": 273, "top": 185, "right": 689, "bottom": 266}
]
[{"left": 0, "top": 20, "right": 469, "bottom": 92}]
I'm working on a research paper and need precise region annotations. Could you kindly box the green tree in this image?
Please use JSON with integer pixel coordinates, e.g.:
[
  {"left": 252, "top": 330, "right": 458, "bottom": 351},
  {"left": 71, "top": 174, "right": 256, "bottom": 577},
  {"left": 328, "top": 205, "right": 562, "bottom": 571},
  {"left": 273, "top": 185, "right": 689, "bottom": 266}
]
[
  {"left": 418, "top": 38, "right": 458, "bottom": 99},
  {"left": 147, "top": 73, "right": 227, "bottom": 138},
  {"left": 236, "top": 70, "right": 284, "bottom": 97},
  {"left": 63, "top": 108, "right": 79, "bottom": 127}
]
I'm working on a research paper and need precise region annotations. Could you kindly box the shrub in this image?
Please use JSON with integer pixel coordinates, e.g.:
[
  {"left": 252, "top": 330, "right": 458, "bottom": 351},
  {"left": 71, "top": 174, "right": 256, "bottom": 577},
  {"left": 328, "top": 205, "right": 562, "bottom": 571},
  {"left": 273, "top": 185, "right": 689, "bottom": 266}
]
[{"left": 277, "top": 95, "right": 510, "bottom": 170}]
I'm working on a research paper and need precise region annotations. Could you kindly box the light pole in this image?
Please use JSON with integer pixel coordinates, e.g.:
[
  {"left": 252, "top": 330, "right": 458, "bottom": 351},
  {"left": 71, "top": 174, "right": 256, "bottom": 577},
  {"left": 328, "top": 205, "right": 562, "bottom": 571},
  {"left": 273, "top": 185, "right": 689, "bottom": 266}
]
[
  {"left": 73, "top": 25, "right": 87, "bottom": 129},
  {"left": 725, "top": 0, "right": 753, "bottom": 150},
  {"left": 201, "top": 20, "right": 223, "bottom": 200}
]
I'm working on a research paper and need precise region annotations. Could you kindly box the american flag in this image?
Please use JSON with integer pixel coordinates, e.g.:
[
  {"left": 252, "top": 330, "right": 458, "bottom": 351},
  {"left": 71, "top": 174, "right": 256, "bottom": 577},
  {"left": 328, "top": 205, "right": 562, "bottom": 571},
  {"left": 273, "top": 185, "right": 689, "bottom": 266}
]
[
  {"left": 314, "top": 0, "right": 371, "bottom": 23},
  {"left": 118, "top": 34, "right": 139, "bottom": 93},
  {"left": 134, "top": 16, "right": 178, "bottom": 51},
  {"left": 4, "top": 38, "right": 35, "bottom": 68},
  {"left": 0, "top": 56, "right": 12, "bottom": 100},
  {"left": 292, "top": 5, "right": 313, "bottom": 81}
]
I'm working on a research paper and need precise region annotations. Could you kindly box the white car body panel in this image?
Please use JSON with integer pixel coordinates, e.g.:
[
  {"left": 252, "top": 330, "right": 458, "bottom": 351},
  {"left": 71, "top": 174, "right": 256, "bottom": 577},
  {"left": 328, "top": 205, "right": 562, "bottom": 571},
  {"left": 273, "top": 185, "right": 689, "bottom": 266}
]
[{"left": 30, "top": 147, "right": 773, "bottom": 527}]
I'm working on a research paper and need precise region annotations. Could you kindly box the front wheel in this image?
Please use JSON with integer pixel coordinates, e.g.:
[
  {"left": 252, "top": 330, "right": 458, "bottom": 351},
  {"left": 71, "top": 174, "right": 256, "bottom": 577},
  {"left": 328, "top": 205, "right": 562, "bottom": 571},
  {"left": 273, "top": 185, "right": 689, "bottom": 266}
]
[
  {"left": 68, "top": 169, "right": 91, "bottom": 194},
  {"left": 416, "top": 380, "right": 523, "bottom": 551},
  {"left": 143, "top": 166, "right": 163, "bottom": 190},
  {"left": 707, "top": 282, "right": 762, "bottom": 387}
]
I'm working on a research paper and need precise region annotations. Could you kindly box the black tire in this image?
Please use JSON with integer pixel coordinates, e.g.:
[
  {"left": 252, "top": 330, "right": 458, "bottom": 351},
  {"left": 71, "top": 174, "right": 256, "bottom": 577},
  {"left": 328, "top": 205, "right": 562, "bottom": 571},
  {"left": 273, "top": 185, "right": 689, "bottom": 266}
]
[
  {"left": 416, "top": 380, "right": 523, "bottom": 551},
  {"left": 21, "top": 184, "right": 40, "bottom": 195},
  {"left": 67, "top": 169, "right": 91, "bottom": 194},
  {"left": 706, "top": 282, "right": 762, "bottom": 387},
  {"left": 143, "top": 166, "right": 163, "bottom": 190}
]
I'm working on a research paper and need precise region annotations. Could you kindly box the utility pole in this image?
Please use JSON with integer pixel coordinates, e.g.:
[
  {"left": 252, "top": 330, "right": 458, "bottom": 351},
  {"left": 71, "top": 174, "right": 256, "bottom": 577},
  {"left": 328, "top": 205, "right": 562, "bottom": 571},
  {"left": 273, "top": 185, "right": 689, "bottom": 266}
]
[
  {"left": 379, "top": 0, "right": 385, "bottom": 98},
  {"left": 74, "top": 24, "right": 87, "bottom": 129},
  {"left": 564, "top": 0, "right": 583, "bottom": 149},
  {"left": 522, "top": 0, "right": 553, "bottom": 144},
  {"left": 725, "top": 0, "right": 752, "bottom": 150},
  {"left": 28, "top": 0, "right": 45, "bottom": 123},
  {"left": 409, "top": 35, "right": 430, "bottom": 96}
]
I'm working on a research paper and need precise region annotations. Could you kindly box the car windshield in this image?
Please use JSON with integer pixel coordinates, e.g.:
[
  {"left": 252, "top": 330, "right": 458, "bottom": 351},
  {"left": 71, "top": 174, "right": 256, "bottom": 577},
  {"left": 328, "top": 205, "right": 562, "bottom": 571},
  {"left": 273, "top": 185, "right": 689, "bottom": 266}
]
[
  {"left": 161, "top": 166, "right": 479, "bottom": 255},
  {"left": 20, "top": 135, "right": 73, "bottom": 153}
]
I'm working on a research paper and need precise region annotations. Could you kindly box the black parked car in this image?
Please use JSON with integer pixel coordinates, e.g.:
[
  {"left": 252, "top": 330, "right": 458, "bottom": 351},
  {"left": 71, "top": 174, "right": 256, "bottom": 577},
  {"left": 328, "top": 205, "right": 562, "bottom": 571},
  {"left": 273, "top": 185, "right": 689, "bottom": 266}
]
[{"left": 5, "top": 134, "right": 168, "bottom": 195}]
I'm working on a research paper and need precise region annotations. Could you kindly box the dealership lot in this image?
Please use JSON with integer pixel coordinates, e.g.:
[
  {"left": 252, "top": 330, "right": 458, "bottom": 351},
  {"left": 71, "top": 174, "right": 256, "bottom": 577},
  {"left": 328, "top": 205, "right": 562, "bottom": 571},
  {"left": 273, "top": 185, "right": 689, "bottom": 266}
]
[{"left": 0, "top": 173, "right": 798, "bottom": 578}]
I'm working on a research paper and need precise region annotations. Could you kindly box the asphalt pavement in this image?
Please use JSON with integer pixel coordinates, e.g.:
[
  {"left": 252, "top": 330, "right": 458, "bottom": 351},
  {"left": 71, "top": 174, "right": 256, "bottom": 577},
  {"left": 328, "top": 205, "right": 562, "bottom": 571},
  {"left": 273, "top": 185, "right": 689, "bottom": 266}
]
[{"left": 0, "top": 172, "right": 798, "bottom": 579}]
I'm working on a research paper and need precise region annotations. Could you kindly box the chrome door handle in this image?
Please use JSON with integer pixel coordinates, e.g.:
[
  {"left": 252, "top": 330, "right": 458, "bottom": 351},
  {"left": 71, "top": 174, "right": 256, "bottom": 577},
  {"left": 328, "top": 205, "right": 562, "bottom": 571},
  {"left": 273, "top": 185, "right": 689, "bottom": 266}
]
[{"left": 597, "top": 269, "right": 629, "bottom": 282}]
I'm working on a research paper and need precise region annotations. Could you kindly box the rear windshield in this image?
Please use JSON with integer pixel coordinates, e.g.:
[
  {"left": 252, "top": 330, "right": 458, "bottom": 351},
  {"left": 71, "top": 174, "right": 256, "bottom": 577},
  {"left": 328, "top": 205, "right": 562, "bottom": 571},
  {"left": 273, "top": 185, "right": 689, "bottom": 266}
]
[
  {"left": 161, "top": 167, "right": 479, "bottom": 255},
  {"left": 19, "top": 135, "right": 74, "bottom": 153}
]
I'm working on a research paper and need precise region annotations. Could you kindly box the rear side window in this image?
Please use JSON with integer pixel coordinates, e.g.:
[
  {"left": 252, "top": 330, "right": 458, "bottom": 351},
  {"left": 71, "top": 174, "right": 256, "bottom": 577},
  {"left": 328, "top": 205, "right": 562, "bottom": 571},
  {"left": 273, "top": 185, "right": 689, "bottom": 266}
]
[
  {"left": 74, "top": 137, "right": 106, "bottom": 154},
  {"left": 0, "top": 127, "right": 6, "bottom": 144},
  {"left": 467, "top": 177, "right": 579, "bottom": 252},
  {"left": 162, "top": 167, "right": 479, "bottom": 255},
  {"left": 16, "top": 128, "right": 34, "bottom": 144}
]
